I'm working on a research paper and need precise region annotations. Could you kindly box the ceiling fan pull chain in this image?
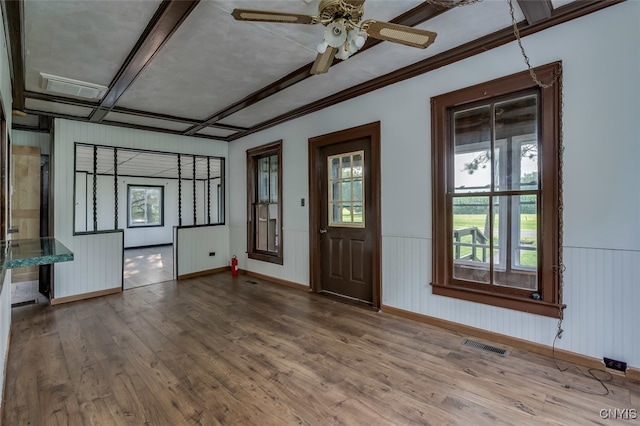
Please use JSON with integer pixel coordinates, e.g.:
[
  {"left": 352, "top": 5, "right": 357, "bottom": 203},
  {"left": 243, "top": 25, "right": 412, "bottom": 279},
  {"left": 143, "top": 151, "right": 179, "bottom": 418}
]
[{"left": 508, "top": 0, "right": 559, "bottom": 88}]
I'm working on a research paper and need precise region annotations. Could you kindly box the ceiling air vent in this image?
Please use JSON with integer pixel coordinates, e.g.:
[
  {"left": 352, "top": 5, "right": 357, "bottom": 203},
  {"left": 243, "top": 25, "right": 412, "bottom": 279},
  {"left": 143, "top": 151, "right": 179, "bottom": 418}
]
[{"left": 40, "top": 72, "right": 108, "bottom": 100}]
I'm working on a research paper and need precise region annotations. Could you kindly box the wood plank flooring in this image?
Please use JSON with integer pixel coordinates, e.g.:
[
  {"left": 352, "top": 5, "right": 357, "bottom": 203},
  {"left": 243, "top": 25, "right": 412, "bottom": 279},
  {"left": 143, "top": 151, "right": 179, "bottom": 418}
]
[
  {"left": 123, "top": 245, "right": 174, "bottom": 290},
  {"left": 3, "top": 273, "right": 639, "bottom": 425}
]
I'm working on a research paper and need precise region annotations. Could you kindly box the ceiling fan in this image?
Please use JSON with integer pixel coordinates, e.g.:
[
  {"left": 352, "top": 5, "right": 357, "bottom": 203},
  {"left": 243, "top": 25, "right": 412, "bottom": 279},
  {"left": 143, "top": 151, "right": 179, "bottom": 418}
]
[{"left": 231, "top": 0, "right": 437, "bottom": 74}]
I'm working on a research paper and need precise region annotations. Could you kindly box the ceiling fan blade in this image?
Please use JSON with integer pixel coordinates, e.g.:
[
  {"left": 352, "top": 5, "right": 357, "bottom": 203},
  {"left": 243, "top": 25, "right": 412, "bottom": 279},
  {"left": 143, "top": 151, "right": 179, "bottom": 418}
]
[
  {"left": 231, "top": 9, "right": 318, "bottom": 25},
  {"left": 362, "top": 20, "right": 437, "bottom": 49},
  {"left": 310, "top": 47, "right": 338, "bottom": 75}
]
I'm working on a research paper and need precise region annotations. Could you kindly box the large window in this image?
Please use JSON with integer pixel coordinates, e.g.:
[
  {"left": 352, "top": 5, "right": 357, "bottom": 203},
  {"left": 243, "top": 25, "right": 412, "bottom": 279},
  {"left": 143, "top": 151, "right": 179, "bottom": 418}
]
[
  {"left": 247, "top": 141, "right": 283, "bottom": 264},
  {"left": 431, "top": 63, "right": 562, "bottom": 317},
  {"left": 128, "top": 185, "right": 163, "bottom": 227}
]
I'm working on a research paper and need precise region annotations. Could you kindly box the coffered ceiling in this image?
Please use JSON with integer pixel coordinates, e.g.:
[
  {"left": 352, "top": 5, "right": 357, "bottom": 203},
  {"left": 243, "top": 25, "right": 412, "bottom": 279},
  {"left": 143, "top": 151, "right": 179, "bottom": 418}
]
[{"left": 5, "top": 0, "right": 622, "bottom": 141}]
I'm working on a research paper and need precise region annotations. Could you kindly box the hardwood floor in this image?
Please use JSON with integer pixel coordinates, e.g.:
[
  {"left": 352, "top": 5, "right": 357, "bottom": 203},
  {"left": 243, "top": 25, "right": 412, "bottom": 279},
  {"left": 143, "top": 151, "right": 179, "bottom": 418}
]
[
  {"left": 123, "top": 245, "right": 174, "bottom": 290},
  {"left": 3, "top": 273, "right": 639, "bottom": 425}
]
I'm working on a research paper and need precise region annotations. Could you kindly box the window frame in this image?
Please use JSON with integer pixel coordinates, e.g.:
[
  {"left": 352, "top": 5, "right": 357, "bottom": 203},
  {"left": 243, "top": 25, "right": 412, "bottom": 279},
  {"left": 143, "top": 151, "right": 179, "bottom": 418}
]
[
  {"left": 247, "top": 141, "right": 283, "bottom": 265},
  {"left": 431, "top": 62, "right": 562, "bottom": 318},
  {"left": 127, "top": 184, "right": 164, "bottom": 228}
]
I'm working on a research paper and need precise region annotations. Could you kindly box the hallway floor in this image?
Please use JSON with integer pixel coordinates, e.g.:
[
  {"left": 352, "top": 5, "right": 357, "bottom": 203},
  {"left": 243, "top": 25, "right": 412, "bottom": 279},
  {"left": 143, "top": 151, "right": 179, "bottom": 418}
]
[{"left": 123, "top": 245, "right": 173, "bottom": 290}]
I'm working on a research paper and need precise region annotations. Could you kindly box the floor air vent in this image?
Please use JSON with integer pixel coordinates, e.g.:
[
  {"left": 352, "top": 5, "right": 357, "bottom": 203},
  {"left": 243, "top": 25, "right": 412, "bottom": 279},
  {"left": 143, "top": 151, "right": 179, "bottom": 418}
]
[
  {"left": 246, "top": 280, "right": 259, "bottom": 285},
  {"left": 462, "top": 339, "right": 508, "bottom": 356}
]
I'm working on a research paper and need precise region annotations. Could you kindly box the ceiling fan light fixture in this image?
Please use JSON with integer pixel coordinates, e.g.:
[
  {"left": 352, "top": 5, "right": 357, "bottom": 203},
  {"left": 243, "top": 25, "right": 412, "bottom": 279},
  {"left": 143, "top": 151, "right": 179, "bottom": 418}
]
[
  {"left": 317, "top": 40, "right": 329, "bottom": 54},
  {"left": 324, "top": 20, "right": 347, "bottom": 48}
]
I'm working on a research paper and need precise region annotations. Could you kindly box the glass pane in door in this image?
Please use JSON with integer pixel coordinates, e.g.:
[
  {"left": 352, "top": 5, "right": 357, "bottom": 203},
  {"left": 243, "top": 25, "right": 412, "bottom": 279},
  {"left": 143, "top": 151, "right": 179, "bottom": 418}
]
[{"left": 327, "top": 150, "right": 365, "bottom": 227}]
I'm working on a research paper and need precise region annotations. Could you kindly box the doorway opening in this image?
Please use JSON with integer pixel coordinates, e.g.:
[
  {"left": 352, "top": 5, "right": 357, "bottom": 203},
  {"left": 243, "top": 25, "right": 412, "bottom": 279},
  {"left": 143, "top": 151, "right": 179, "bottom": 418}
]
[
  {"left": 73, "top": 144, "right": 225, "bottom": 292},
  {"left": 123, "top": 244, "right": 173, "bottom": 289}
]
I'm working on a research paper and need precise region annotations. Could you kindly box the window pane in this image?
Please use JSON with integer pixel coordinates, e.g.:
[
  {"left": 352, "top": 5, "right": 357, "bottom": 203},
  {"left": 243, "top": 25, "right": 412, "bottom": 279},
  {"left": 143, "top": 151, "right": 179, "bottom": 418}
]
[
  {"left": 493, "top": 195, "right": 538, "bottom": 290},
  {"left": 341, "top": 181, "right": 351, "bottom": 202},
  {"left": 255, "top": 204, "right": 268, "bottom": 251},
  {"left": 267, "top": 204, "right": 278, "bottom": 253},
  {"left": 331, "top": 158, "right": 340, "bottom": 179},
  {"left": 492, "top": 196, "right": 505, "bottom": 269},
  {"left": 258, "top": 157, "right": 270, "bottom": 202},
  {"left": 269, "top": 155, "right": 278, "bottom": 203},
  {"left": 352, "top": 154, "right": 363, "bottom": 177},
  {"left": 452, "top": 196, "right": 490, "bottom": 283},
  {"left": 352, "top": 178, "right": 363, "bottom": 201},
  {"left": 332, "top": 181, "right": 340, "bottom": 201},
  {"left": 494, "top": 95, "right": 538, "bottom": 191},
  {"left": 516, "top": 195, "right": 538, "bottom": 269},
  {"left": 146, "top": 188, "right": 161, "bottom": 224},
  {"left": 519, "top": 142, "right": 538, "bottom": 191},
  {"left": 130, "top": 189, "right": 146, "bottom": 224},
  {"left": 353, "top": 203, "right": 363, "bottom": 224},
  {"left": 454, "top": 106, "right": 492, "bottom": 193},
  {"left": 332, "top": 204, "right": 342, "bottom": 223},
  {"left": 341, "top": 156, "right": 351, "bottom": 178},
  {"left": 342, "top": 204, "right": 352, "bottom": 222}
]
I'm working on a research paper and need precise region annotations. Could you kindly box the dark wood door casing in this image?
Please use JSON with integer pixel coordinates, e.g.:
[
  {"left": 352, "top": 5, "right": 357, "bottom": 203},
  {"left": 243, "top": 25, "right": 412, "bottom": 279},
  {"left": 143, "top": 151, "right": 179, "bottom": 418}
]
[{"left": 308, "top": 121, "right": 381, "bottom": 309}]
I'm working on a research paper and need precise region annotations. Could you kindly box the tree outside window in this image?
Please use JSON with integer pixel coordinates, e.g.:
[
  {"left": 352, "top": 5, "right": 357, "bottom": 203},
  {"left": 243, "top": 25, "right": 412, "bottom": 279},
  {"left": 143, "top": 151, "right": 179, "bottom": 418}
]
[{"left": 128, "top": 185, "right": 163, "bottom": 227}]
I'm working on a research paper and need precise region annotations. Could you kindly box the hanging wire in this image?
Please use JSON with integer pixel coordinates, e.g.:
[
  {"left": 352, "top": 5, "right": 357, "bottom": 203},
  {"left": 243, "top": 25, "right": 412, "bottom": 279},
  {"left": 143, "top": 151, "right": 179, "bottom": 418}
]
[
  {"left": 92, "top": 145, "right": 98, "bottom": 231},
  {"left": 193, "top": 155, "right": 197, "bottom": 225},
  {"left": 507, "top": 0, "right": 560, "bottom": 88},
  {"left": 207, "top": 157, "right": 211, "bottom": 225},
  {"left": 548, "top": 64, "right": 613, "bottom": 396},
  {"left": 114, "top": 147, "right": 118, "bottom": 229},
  {"left": 178, "top": 154, "right": 182, "bottom": 227}
]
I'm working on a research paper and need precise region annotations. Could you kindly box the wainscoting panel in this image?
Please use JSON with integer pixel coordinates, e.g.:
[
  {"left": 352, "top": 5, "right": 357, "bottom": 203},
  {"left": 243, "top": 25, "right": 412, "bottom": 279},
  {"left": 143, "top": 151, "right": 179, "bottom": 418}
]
[
  {"left": 54, "top": 231, "right": 123, "bottom": 299},
  {"left": 176, "top": 225, "right": 229, "bottom": 277},
  {"left": 382, "top": 236, "right": 640, "bottom": 368},
  {"left": 230, "top": 226, "right": 310, "bottom": 287},
  {"left": 0, "top": 270, "right": 11, "bottom": 402}
]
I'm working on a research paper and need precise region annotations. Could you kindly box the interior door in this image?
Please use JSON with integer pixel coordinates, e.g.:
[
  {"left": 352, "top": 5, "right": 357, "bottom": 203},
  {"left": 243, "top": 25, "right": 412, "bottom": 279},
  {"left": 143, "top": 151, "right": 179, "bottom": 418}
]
[
  {"left": 319, "top": 138, "right": 372, "bottom": 302},
  {"left": 11, "top": 145, "right": 41, "bottom": 283}
]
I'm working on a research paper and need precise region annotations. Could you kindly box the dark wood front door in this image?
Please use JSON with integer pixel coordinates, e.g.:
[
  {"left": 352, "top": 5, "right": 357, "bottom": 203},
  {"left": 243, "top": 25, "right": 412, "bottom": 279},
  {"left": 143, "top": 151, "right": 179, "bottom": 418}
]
[
  {"left": 320, "top": 139, "right": 371, "bottom": 301},
  {"left": 309, "top": 122, "right": 381, "bottom": 307}
]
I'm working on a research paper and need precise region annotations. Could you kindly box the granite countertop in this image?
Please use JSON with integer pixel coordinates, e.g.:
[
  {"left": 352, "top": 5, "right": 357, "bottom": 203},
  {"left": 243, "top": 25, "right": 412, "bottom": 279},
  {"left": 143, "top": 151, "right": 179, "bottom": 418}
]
[{"left": 2, "top": 237, "right": 74, "bottom": 269}]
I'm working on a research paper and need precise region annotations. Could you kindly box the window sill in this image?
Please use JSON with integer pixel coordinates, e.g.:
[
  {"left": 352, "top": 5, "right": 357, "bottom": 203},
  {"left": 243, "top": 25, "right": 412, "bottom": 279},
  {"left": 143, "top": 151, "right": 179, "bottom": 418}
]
[
  {"left": 248, "top": 252, "right": 283, "bottom": 265},
  {"left": 431, "top": 282, "right": 564, "bottom": 318}
]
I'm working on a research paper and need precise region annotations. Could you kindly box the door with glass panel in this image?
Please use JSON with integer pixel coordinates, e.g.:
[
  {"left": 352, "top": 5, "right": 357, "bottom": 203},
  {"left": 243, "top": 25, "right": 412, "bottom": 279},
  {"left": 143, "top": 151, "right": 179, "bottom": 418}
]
[{"left": 319, "top": 138, "right": 372, "bottom": 302}]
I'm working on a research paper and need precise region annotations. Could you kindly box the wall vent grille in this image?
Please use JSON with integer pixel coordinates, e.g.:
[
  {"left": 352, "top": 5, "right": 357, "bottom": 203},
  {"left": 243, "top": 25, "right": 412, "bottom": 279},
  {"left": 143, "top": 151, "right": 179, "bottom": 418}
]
[{"left": 40, "top": 72, "right": 108, "bottom": 99}]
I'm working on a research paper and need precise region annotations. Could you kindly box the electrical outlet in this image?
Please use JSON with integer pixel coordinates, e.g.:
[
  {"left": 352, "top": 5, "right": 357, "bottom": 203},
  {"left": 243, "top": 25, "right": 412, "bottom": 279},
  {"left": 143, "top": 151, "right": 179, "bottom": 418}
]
[
  {"left": 603, "top": 357, "right": 627, "bottom": 372},
  {"left": 209, "top": 252, "right": 215, "bottom": 256}
]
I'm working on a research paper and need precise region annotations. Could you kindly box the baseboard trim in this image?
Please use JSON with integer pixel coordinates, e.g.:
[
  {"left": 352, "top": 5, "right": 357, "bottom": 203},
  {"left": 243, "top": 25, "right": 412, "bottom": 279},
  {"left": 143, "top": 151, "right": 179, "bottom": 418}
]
[
  {"left": 51, "top": 287, "right": 122, "bottom": 306},
  {"left": 242, "top": 270, "right": 309, "bottom": 292},
  {"left": 381, "top": 304, "right": 640, "bottom": 381},
  {"left": 178, "top": 266, "right": 229, "bottom": 280}
]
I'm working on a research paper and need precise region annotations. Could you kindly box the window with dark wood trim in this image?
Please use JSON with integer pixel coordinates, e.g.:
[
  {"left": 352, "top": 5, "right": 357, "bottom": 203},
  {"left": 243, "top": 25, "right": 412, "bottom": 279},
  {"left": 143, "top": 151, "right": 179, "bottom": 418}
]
[
  {"left": 247, "top": 141, "right": 283, "bottom": 265},
  {"left": 431, "top": 62, "right": 562, "bottom": 318}
]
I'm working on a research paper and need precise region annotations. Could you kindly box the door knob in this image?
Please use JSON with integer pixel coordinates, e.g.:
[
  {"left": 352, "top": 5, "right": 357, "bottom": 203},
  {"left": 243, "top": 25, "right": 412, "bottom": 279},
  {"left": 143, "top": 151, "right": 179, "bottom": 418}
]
[{"left": 319, "top": 229, "right": 327, "bottom": 234}]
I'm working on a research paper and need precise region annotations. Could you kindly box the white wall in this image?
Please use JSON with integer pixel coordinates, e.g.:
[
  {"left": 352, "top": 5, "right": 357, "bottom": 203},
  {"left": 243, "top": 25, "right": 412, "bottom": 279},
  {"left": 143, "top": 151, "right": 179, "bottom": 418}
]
[
  {"left": 176, "top": 225, "right": 230, "bottom": 277},
  {"left": 12, "top": 130, "right": 50, "bottom": 155},
  {"left": 54, "top": 119, "right": 228, "bottom": 299},
  {"left": 228, "top": 2, "right": 640, "bottom": 367}
]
